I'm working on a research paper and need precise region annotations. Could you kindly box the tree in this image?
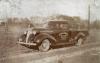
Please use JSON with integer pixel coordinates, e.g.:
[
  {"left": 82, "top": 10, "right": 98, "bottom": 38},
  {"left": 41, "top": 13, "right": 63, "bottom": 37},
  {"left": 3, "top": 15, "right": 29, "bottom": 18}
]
[{"left": 91, "top": 20, "right": 100, "bottom": 29}]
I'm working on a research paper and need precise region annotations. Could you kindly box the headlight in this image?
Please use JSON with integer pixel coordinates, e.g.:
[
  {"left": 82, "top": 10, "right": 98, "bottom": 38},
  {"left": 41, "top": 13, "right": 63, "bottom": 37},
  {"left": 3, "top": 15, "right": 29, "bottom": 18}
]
[
  {"left": 36, "top": 39, "right": 40, "bottom": 43},
  {"left": 24, "top": 31, "right": 27, "bottom": 34},
  {"left": 32, "top": 31, "right": 36, "bottom": 35}
]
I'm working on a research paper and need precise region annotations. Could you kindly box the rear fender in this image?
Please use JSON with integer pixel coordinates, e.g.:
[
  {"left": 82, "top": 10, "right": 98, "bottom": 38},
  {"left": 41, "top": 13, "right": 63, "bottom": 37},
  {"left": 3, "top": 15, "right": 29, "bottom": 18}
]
[{"left": 75, "top": 32, "right": 86, "bottom": 40}]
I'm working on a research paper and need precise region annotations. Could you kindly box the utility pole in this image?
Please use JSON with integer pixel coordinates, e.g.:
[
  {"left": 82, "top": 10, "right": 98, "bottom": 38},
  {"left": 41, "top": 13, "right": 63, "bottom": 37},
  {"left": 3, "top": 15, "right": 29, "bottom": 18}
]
[
  {"left": 88, "top": 0, "right": 99, "bottom": 30},
  {"left": 88, "top": 0, "right": 96, "bottom": 31},
  {"left": 88, "top": 4, "right": 90, "bottom": 31}
]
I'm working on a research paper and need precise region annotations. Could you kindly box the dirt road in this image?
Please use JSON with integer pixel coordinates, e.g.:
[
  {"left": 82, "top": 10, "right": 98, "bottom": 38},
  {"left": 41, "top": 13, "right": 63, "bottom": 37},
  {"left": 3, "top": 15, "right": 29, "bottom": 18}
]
[{"left": 0, "top": 42, "right": 100, "bottom": 63}]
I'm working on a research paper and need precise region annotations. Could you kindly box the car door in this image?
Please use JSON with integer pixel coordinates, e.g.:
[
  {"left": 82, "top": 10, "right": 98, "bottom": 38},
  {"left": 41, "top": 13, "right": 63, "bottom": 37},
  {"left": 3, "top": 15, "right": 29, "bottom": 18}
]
[
  {"left": 58, "top": 23, "right": 70, "bottom": 44},
  {"left": 50, "top": 22, "right": 70, "bottom": 45},
  {"left": 58, "top": 31, "right": 70, "bottom": 44}
]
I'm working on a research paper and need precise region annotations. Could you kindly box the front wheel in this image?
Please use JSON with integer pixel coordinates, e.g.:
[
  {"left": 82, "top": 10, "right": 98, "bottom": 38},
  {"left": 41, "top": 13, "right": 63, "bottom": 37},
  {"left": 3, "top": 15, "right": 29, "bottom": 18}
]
[
  {"left": 76, "top": 38, "right": 84, "bottom": 46},
  {"left": 38, "top": 39, "right": 51, "bottom": 52}
]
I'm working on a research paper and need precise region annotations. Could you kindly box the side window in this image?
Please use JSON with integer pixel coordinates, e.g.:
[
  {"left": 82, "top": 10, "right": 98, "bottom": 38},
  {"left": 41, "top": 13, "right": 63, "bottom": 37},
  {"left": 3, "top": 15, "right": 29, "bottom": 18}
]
[
  {"left": 60, "top": 24, "right": 68, "bottom": 29},
  {"left": 56, "top": 24, "right": 59, "bottom": 29},
  {"left": 48, "top": 23, "right": 59, "bottom": 29}
]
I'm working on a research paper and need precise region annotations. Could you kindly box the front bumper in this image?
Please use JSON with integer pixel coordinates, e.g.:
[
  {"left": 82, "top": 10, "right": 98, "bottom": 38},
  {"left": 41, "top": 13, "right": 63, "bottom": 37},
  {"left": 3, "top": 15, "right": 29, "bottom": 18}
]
[
  {"left": 17, "top": 41, "right": 37, "bottom": 46},
  {"left": 17, "top": 37, "right": 37, "bottom": 46}
]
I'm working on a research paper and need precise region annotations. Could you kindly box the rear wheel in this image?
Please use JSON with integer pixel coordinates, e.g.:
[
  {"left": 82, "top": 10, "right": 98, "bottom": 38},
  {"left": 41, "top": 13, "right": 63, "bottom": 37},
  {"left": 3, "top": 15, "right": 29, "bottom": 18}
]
[
  {"left": 76, "top": 38, "right": 84, "bottom": 46},
  {"left": 39, "top": 39, "right": 51, "bottom": 52}
]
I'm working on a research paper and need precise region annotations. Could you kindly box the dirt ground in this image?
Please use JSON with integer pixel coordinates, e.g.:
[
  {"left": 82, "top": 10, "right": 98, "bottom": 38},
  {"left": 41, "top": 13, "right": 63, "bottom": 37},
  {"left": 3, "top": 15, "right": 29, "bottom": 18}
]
[
  {"left": 0, "top": 26, "right": 31, "bottom": 58},
  {"left": 0, "top": 26, "right": 100, "bottom": 58}
]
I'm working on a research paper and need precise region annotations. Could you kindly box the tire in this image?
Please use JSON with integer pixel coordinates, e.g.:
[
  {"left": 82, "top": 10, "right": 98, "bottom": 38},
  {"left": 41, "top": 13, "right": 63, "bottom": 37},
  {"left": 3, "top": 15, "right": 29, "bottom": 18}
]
[
  {"left": 76, "top": 38, "right": 84, "bottom": 46},
  {"left": 39, "top": 39, "right": 51, "bottom": 52}
]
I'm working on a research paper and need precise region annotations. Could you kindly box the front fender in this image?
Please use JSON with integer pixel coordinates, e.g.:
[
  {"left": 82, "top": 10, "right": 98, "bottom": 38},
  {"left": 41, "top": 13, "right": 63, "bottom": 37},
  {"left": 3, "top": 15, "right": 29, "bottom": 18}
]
[
  {"left": 34, "top": 33, "right": 56, "bottom": 44},
  {"left": 75, "top": 32, "right": 88, "bottom": 40}
]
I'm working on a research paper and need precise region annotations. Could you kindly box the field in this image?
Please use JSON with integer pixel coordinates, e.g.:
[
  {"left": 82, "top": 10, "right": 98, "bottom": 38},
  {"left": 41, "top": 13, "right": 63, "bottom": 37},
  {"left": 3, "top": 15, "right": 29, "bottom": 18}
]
[
  {"left": 0, "top": 25, "right": 100, "bottom": 59},
  {"left": 0, "top": 26, "right": 31, "bottom": 58}
]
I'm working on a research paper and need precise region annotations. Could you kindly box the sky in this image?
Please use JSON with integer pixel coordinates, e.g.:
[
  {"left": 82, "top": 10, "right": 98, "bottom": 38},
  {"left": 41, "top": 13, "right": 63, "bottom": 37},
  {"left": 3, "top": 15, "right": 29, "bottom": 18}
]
[{"left": 0, "top": 0, "right": 100, "bottom": 20}]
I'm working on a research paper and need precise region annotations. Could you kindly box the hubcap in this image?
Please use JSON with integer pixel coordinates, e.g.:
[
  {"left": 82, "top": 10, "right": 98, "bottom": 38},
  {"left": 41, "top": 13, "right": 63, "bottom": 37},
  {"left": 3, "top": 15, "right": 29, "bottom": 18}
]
[
  {"left": 39, "top": 39, "right": 50, "bottom": 51},
  {"left": 42, "top": 39, "right": 50, "bottom": 49}
]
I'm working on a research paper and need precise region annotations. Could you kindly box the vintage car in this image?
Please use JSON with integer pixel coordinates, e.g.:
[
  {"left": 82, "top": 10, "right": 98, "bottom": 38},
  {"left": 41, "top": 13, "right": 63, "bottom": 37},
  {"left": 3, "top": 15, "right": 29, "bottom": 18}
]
[{"left": 18, "top": 21, "right": 89, "bottom": 51}]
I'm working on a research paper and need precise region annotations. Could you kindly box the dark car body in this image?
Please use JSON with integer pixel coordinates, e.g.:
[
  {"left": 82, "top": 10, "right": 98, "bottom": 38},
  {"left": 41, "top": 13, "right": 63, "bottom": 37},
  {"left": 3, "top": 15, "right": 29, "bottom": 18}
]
[{"left": 18, "top": 21, "right": 89, "bottom": 51}]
